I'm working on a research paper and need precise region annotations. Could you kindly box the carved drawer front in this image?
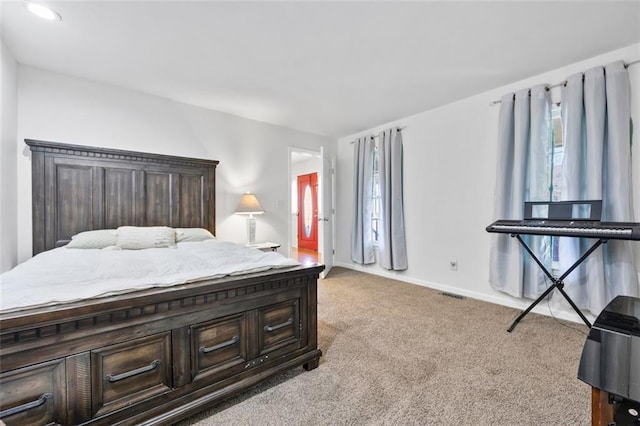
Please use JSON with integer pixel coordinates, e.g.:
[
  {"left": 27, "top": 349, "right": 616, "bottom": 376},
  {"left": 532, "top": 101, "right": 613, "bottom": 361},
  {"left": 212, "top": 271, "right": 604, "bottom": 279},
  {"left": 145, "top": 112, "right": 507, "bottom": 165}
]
[
  {"left": 91, "top": 332, "right": 172, "bottom": 416},
  {"left": 0, "top": 358, "right": 66, "bottom": 426},
  {"left": 258, "top": 299, "right": 301, "bottom": 356},
  {"left": 191, "top": 313, "right": 248, "bottom": 381}
]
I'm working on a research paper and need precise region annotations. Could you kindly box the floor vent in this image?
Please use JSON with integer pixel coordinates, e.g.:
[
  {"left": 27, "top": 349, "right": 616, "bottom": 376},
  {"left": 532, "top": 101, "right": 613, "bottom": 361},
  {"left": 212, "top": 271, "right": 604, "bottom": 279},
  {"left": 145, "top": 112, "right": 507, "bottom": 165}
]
[{"left": 439, "top": 292, "right": 465, "bottom": 300}]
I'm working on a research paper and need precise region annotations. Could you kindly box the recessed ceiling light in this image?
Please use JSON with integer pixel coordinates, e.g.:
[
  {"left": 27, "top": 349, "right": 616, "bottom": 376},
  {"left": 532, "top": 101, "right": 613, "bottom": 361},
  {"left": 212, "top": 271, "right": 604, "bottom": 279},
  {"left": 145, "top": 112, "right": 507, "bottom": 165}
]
[{"left": 23, "top": 1, "right": 62, "bottom": 22}]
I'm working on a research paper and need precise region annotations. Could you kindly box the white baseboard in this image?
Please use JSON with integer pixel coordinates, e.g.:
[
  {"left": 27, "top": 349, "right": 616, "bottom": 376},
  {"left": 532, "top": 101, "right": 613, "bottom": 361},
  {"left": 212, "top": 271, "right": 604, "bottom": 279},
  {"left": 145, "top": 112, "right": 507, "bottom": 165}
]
[{"left": 333, "top": 261, "right": 595, "bottom": 326}]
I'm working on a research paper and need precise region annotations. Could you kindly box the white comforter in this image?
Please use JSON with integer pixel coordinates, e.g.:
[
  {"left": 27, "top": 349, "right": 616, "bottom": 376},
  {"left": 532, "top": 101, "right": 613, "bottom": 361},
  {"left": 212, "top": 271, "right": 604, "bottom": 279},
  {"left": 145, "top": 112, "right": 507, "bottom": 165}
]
[{"left": 0, "top": 240, "right": 299, "bottom": 313}]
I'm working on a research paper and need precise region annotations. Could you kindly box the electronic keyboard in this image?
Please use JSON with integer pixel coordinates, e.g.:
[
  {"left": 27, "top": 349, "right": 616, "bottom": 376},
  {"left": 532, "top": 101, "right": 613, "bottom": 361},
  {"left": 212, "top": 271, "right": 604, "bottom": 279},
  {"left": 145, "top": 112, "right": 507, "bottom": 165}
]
[
  {"left": 488, "top": 201, "right": 640, "bottom": 333},
  {"left": 486, "top": 219, "right": 640, "bottom": 240}
]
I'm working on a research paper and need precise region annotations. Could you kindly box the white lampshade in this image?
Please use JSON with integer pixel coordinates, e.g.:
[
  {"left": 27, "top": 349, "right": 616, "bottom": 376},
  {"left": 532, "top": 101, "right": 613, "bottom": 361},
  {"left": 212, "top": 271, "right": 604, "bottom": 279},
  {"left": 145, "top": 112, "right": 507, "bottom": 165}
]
[
  {"left": 235, "top": 193, "right": 264, "bottom": 245},
  {"left": 234, "top": 193, "right": 264, "bottom": 215}
]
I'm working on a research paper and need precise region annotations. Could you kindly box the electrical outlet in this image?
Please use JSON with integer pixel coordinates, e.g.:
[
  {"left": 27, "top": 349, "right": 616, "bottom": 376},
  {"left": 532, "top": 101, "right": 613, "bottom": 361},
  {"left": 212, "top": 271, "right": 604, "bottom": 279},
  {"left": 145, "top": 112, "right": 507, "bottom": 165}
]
[{"left": 449, "top": 260, "right": 458, "bottom": 271}]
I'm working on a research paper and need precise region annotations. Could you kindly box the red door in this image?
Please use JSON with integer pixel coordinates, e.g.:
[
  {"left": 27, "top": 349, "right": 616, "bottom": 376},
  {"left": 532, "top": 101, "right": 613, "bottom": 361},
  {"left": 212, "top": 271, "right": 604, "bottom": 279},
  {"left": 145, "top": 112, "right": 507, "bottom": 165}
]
[{"left": 297, "top": 173, "right": 318, "bottom": 251}]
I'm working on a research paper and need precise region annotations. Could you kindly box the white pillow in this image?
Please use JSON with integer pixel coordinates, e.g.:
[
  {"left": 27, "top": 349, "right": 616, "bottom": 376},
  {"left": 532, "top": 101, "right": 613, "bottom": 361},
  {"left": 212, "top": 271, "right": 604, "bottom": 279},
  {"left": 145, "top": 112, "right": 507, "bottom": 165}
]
[
  {"left": 66, "top": 229, "right": 117, "bottom": 249},
  {"left": 175, "top": 228, "right": 215, "bottom": 243},
  {"left": 116, "top": 226, "right": 176, "bottom": 250}
]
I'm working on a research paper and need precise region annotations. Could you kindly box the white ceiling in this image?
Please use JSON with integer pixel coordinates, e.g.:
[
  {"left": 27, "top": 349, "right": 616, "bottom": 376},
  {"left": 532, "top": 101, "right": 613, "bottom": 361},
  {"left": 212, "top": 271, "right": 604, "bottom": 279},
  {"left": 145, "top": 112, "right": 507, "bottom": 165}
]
[{"left": 2, "top": 1, "right": 640, "bottom": 138}]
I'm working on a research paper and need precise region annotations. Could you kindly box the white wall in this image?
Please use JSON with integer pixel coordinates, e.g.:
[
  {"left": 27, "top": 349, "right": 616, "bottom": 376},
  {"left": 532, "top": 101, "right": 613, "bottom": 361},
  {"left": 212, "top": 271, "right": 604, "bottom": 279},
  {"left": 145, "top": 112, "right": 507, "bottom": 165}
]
[
  {"left": 0, "top": 39, "right": 18, "bottom": 273},
  {"left": 15, "top": 66, "right": 336, "bottom": 263},
  {"left": 336, "top": 43, "right": 640, "bottom": 322}
]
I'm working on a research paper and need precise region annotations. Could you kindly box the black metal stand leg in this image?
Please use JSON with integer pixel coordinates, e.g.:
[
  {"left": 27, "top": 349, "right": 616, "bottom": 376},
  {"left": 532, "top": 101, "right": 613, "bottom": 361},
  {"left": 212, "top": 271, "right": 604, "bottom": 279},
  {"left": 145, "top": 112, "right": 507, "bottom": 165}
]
[
  {"left": 507, "top": 280, "right": 560, "bottom": 332},
  {"left": 555, "top": 285, "right": 592, "bottom": 328},
  {"left": 507, "top": 236, "right": 603, "bottom": 332}
]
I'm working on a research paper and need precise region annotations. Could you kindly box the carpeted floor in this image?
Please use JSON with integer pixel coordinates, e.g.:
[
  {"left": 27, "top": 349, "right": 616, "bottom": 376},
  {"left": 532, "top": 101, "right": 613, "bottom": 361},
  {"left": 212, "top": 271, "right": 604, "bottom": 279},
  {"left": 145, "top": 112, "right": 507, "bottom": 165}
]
[{"left": 177, "top": 267, "right": 591, "bottom": 425}]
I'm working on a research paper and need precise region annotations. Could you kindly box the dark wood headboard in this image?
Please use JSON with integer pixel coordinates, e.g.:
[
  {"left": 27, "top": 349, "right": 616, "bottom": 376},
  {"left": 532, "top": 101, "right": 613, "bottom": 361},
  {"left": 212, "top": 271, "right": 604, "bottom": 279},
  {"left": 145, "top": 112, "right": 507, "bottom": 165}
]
[{"left": 27, "top": 139, "right": 219, "bottom": 255}]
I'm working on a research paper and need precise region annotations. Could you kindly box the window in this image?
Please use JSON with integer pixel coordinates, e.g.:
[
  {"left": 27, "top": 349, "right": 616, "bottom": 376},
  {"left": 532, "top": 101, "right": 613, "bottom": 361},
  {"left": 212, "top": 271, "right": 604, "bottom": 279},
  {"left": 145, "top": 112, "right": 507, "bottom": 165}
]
[
  {"left": 551, "top": 106, "right": 564, "bottom": 202},
  {"left": 550, "top": 105, "right": 564, "bottom": 275},
  {"left": 371, "top": 144, "right": 381, "bottom": 243}
]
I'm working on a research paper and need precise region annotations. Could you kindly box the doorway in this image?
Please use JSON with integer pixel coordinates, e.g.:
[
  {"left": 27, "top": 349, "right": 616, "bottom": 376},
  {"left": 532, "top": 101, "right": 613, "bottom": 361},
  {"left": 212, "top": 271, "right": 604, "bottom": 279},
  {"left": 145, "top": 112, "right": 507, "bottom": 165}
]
[{"left": 289, "top": 148, "right": 334, "bottom": 275}]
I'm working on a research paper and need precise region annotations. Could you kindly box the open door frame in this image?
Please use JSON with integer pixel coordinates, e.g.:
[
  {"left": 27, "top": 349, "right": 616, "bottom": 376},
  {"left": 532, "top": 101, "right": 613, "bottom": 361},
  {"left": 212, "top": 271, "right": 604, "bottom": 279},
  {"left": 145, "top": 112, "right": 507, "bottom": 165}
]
[{"left": 318, "top": 147, "right": 335, "bottom": 277}]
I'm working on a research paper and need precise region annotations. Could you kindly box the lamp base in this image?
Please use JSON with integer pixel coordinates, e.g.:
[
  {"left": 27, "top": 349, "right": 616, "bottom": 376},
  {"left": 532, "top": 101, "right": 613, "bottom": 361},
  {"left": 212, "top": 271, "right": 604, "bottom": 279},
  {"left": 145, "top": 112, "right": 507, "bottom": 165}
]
[{"left": 246, "top": 217, "right": 256, "bottom": 245}]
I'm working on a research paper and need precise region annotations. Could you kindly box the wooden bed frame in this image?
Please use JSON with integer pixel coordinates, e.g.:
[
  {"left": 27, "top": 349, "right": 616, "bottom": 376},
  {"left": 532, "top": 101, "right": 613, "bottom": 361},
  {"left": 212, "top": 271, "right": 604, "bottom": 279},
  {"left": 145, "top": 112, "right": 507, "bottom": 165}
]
[{"left": 0, "top": 140, "right": 323, "bottom": 425}]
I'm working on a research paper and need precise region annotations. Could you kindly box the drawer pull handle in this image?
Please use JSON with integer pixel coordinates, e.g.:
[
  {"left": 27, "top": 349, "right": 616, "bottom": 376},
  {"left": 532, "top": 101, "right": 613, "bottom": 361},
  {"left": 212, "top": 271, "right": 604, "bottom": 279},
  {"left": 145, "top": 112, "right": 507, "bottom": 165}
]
[
  {"left": 264, "top": 317, "right": 293, "bottom": 332},
  {"left": 106, "top": 359, "right": 160, "bottom": 383},
  {"left": 0, "top": 393, "right": 52, "bottom": 419},
  {"left": 200, "top": 335, "right": 239, "bottom": 353}
]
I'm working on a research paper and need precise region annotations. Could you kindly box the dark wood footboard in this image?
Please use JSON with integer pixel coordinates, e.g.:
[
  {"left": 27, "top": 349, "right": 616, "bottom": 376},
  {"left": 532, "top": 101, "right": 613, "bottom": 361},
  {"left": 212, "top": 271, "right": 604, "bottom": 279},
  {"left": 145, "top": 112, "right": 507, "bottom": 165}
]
[{"left": 0, "top": 264, "right": 323, "bottom": 425}]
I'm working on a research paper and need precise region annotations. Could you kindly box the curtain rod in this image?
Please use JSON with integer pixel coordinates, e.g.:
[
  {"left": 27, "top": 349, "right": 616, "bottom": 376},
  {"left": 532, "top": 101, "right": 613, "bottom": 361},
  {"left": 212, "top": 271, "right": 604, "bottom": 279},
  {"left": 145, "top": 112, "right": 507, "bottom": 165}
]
[
  {"left": 489, "top": 59, "right": 640, "bottom": 106},
  {"left": 349, "top": 126, "right": 406, "bottom": 144}
]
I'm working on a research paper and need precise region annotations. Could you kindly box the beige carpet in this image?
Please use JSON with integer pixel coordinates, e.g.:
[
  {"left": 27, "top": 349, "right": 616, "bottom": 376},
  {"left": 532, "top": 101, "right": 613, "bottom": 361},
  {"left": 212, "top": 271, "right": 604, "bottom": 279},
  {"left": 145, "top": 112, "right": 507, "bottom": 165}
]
[{"left": 177, "top": 267, "right": 591, "bottom": 425}]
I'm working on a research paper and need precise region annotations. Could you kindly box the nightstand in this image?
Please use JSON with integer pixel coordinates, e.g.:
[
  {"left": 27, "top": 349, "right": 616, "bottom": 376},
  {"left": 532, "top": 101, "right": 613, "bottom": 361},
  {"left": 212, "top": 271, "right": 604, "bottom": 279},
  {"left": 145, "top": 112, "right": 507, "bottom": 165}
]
[{"left": 247, "top": 242, "right": 281, "bottom": 252}]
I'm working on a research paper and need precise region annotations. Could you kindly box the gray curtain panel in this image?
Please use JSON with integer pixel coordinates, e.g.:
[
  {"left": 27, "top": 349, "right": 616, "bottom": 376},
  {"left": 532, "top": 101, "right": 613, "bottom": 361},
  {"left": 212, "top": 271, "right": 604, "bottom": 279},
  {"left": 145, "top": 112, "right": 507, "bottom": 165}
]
[
  {"left": 558, "top": 61, "right": 638, "bottom": 314},
  {"left": 351, "top": 136, "right": 375, "bottom": 264},
  {"left": 377, "top": 128, "right": 408, "bottom": 271},
  {"left": 489, "top": 85, "right": 551, "bottom": 298}
]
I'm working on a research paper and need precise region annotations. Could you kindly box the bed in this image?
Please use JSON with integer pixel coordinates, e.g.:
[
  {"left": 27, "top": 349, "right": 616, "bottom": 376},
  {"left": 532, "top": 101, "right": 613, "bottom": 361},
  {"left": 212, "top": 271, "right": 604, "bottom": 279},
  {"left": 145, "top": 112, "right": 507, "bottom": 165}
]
[{"left": 0, "top": 140, "right": 323, "bottom": 425}]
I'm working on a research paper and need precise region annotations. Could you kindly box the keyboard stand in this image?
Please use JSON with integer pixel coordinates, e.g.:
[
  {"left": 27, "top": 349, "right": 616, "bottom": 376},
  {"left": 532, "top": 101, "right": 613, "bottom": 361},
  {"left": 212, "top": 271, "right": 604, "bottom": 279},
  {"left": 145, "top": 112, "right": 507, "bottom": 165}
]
[{"left": 507, "top": 234, "right": 604, "bottom": 332}]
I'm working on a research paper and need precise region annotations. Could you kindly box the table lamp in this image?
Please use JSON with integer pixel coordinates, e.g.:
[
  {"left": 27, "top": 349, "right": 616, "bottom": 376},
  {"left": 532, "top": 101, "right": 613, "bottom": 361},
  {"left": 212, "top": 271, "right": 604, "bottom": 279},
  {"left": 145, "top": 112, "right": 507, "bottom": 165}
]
[{"left": 234, "top": 192, "right": 264, "bottom": 244}]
